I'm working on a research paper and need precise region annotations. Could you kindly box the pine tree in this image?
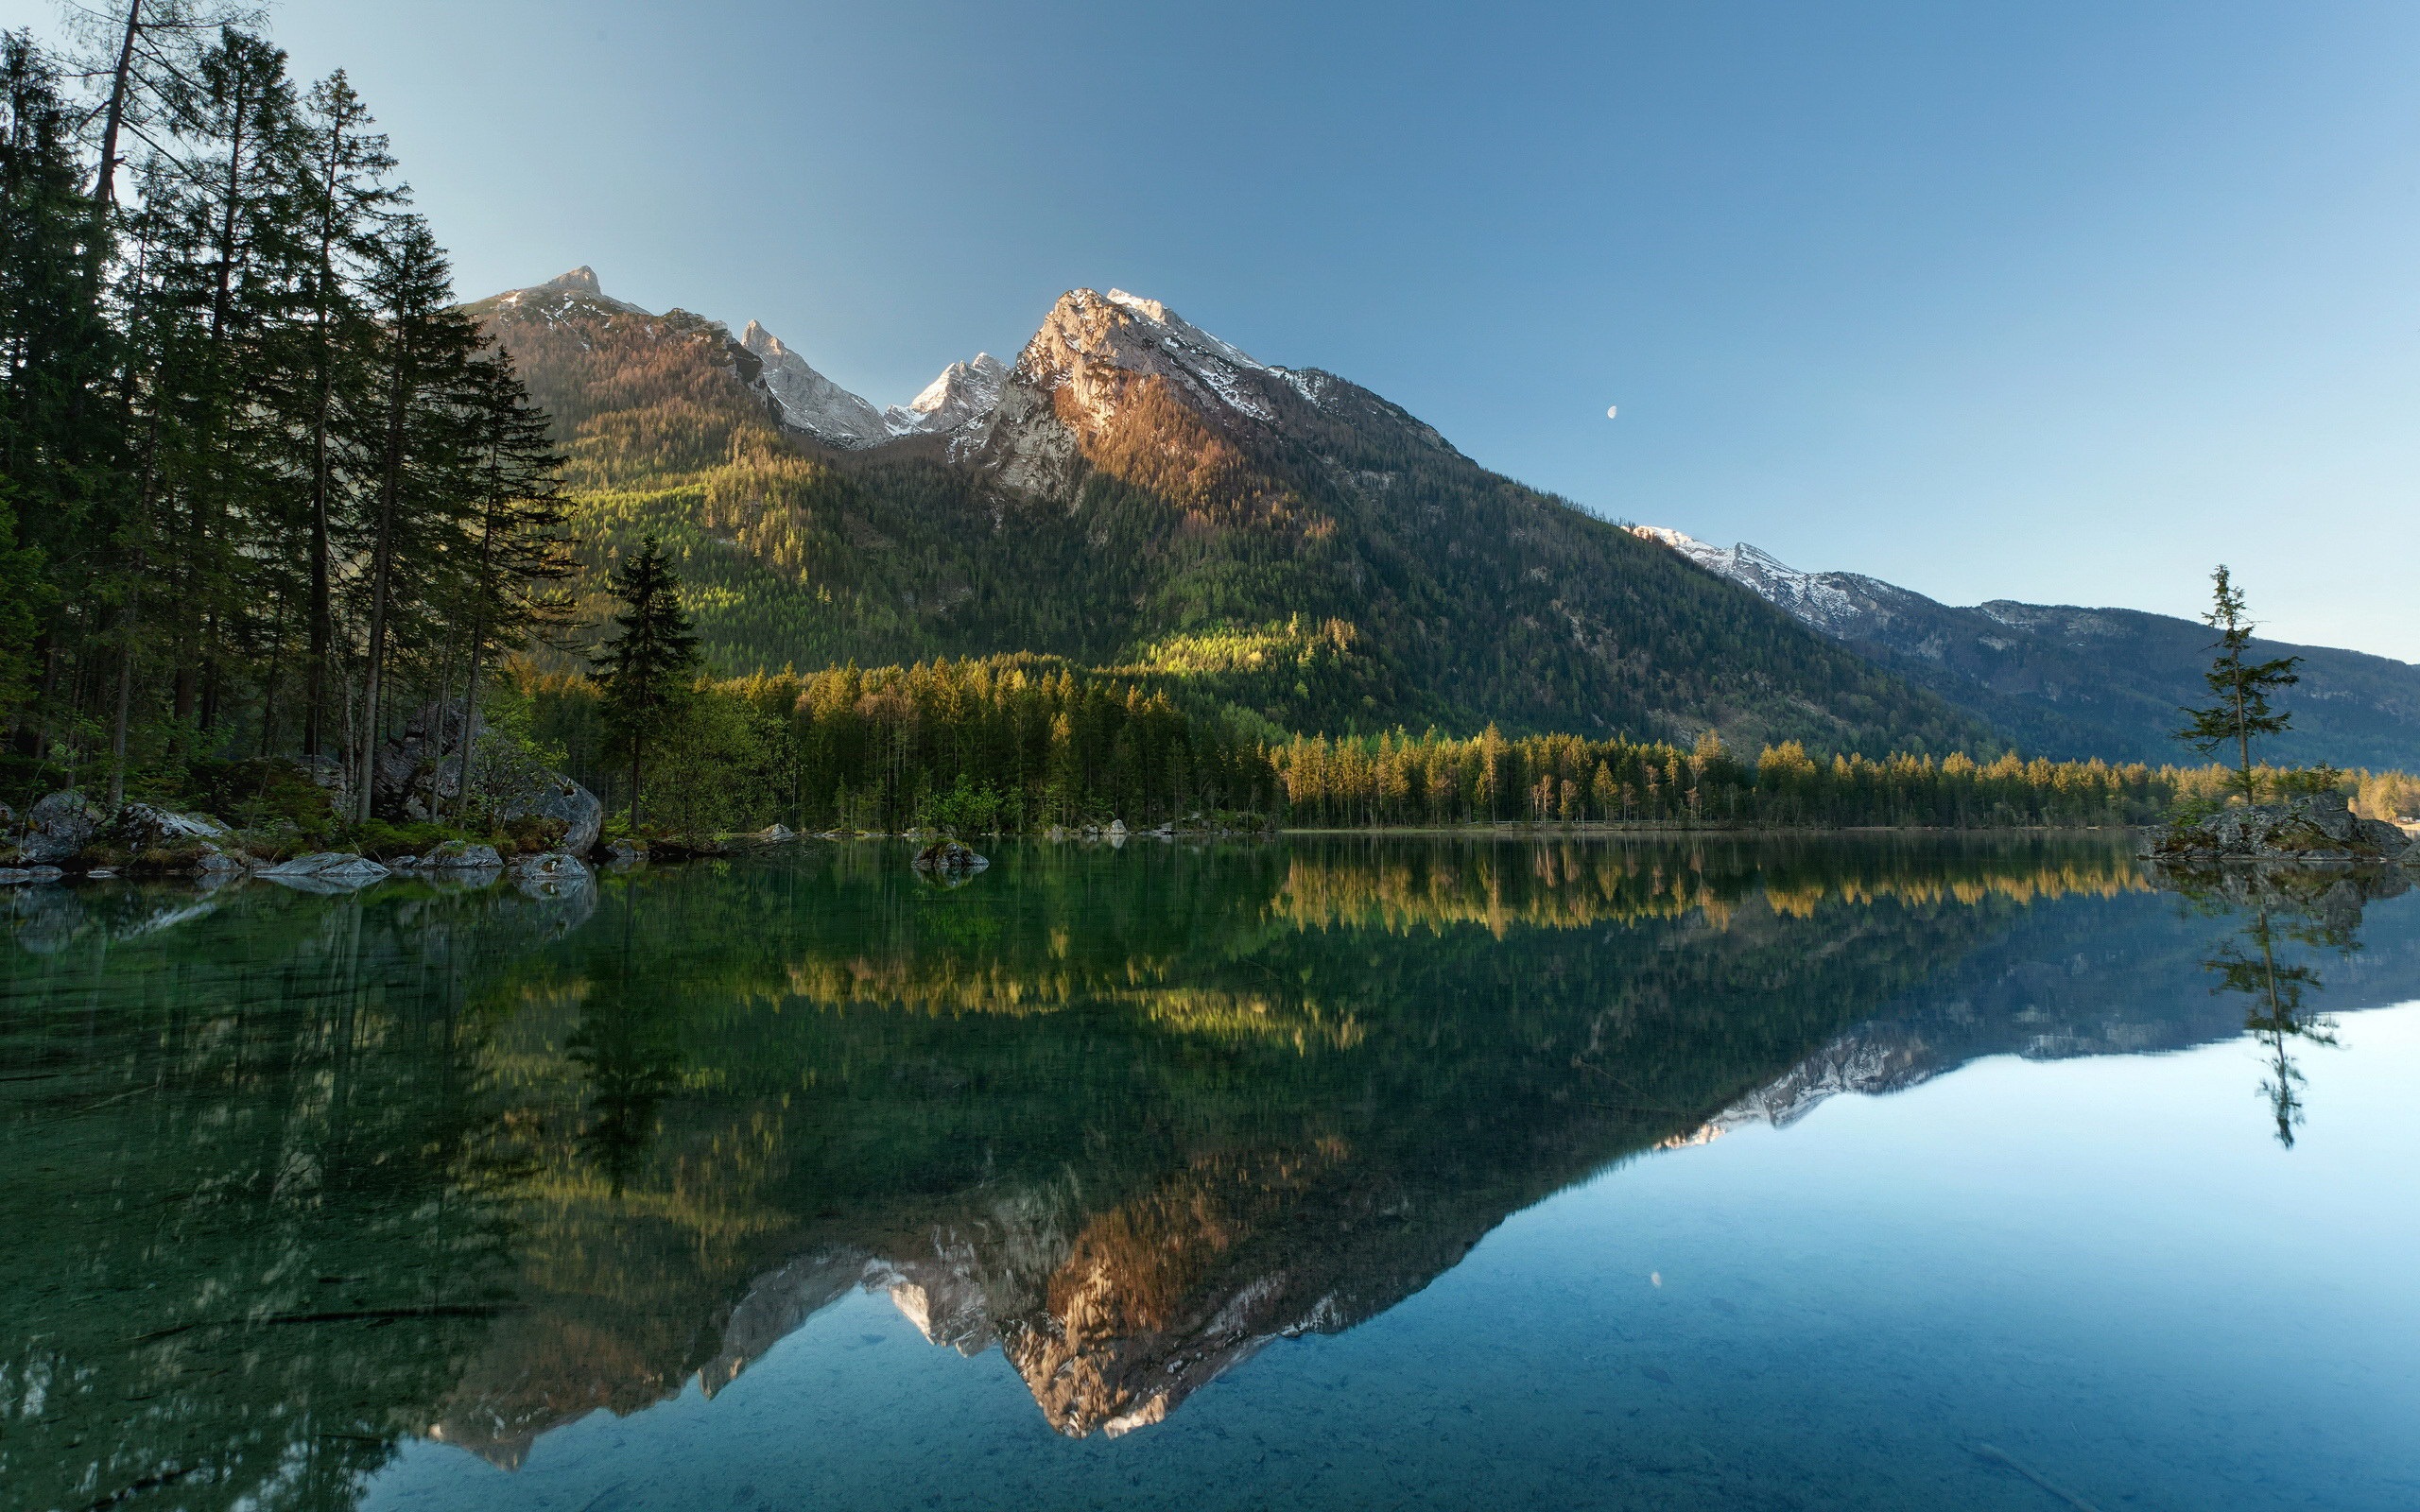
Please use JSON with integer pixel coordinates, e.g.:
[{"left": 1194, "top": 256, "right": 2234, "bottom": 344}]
[
  {"left": 349, "top": 213, "right": 486, "bottom": 820},
  {"left": 0, "top": 33, "right": 106, "bottom": 727},
  {"left": 594, "top": 535, "right": 700, "bottom": 834},
  {"left": 288, "top": 67, "right": 394, "bottom": 757},
  {"left": 2175, "top": 565, "right": 2299, "bottom": 801},
  {"left": 440, "top": 352, "right": 568, "bottom": 820}
]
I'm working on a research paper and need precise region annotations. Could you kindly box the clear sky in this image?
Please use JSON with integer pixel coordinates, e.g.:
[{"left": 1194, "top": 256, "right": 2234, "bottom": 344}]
[{"left": 27, "top": 0, "right": 2420, "bottom": 658}]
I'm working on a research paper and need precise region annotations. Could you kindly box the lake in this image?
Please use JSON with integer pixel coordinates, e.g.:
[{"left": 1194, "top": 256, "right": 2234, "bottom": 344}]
[{"left": 5, "top": 836, "right": 2416, "bottom": 1511}]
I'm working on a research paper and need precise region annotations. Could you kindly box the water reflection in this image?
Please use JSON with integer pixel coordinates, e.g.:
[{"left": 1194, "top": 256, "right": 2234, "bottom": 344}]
[
  {"left": 4, "top": 838, "right": 2416, "bottom": 1510},
  {"left": 2145, "top": 862, "right": 2411, "bottom": 1145}
]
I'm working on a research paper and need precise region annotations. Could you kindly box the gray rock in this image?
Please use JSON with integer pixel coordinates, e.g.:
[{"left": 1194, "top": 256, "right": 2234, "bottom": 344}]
[
  {"left": 194, "top": 845, "right": 251, "bottom": 876},
  {"left": 407, "top": 841, "right": 505, "bottom": 870},
  {"left": 107, "top": 803, "right": 229, "bottom": 853},
  {"left": 372, "top": 698, "right": 482, "bottom": 821},
  {"left": 2141, "top": 790, "right": 2412, "bottom": 864},
  {"left": 0, "top": 866, "right": 65, "bottom": 885},
  {"left": 499, "top": 776, "right": 604, "bottom": 857},
  {"left": 606, "top": 840, "right": 648, "bottom": 868},
  {"left": 257, "top": 851, "right": 391, "bottom": 892},
  {"left": 20, "top": 790, "right": 104, "bottom": 865},
  {"left": 911, "top": 840, "right": 989, "bottom": 873},
  {"left": 510, "top": 850, "right": 593, "bottom": 901},
  {"left": 295, "top": 755, "right": 352, "bottom": 815},
  {"left": 511, "top": 850, "right": 588, "bottom": 883}
]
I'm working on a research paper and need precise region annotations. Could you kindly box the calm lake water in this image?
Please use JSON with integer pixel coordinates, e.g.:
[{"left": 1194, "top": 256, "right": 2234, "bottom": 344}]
[{"left": 5, "top": 836, "right": 2417, "bottom": 1512}]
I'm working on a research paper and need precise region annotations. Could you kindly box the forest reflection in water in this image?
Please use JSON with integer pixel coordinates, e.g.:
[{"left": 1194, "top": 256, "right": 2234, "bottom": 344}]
[{"left": 4, "top": 835, "right": 2416, "bottom": 1512}]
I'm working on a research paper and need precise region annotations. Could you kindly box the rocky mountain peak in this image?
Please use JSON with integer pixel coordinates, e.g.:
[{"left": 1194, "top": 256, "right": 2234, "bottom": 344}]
[
  {"left": 1015, "top": 287, "right": 1280, "bottom": 418},
  {"left": 476, "top": 265, "right": 651, "bottom": 320},
  {"left": 884, "top": 351, "right": 1009, "bottom": 441},
  {"left": 737, "top": 318, "right": 887, "bottom": 449}
]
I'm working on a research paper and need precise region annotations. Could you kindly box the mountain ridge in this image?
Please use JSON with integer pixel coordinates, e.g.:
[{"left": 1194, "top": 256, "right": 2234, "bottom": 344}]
[
  {"left": 1633, "top": 526, "right": 2420, "bottom": 767},
  {"left": 463, "top": 268, "right": 1992, "bottom": 752}
]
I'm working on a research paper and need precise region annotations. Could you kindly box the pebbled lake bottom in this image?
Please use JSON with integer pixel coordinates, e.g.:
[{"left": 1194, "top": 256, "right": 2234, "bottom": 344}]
[{"left": 5, "top": 834, "right": 2416, "bottom": 1511}]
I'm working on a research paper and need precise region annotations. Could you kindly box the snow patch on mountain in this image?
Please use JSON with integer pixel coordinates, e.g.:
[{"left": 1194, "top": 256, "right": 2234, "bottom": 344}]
[
  {"left": 739, "top": 320, "right": 888, "bottom": 448},
  {"left": 485, "top": 266, "right": 652, "bottom": 319},
  {"left": 1630, "top": 526, "right": 1928, "bottom": 640},
  {"left": 884, "top": 352, "right": 1009, "bottom": 446}
]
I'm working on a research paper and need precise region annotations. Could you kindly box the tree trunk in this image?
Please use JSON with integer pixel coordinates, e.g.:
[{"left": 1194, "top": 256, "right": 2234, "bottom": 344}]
[
  {"left": 354, "top": 352, "right": 407, "bottom": 826},
  {"left": 302, "top": 139, "right": 344, "bottom": 758},
  {"left": 444, "top": 505, "right": 502, "bottom": 827},
  {"left": 178, "top": 62, "right": 252, "bottom": 723},
  {"left": 106, "top": 593, "right": 137, "bottom": 808},
  {"left": 90, "top": 0, "right": 142, "bottom": 216}
]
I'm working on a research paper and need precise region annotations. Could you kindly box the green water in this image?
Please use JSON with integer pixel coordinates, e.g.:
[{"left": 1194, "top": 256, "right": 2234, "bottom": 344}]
[{"left": 5, "top": 837, "right": 2416, "bottom": 1511}]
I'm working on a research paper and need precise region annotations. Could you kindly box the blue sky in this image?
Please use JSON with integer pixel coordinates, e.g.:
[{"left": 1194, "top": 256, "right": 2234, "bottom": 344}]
[{"left": 33, "top": 0, "right": 2419, "bottom": 657}]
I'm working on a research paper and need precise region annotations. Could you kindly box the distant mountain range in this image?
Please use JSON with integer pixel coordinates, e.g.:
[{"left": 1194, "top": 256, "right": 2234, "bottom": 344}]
[
  {"left": 464, "top": 267, "right": 2413, "bottom": 765},
  {"left": 1631, "top": 528, "right": 2420, "bottom": 768},
  {"left": 466, "top": 269, "right": 1984, "bottom": 753}
]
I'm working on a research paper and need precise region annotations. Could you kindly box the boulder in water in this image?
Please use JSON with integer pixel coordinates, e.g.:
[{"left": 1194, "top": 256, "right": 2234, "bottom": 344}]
[
  {"left": 912, "top": 840, "right": 989, "bottom": 874},
  {"left": 407, "top": 841, "right": 505, "bottom": 870},
  {"left": 257, "top": 851, "right": 391, "bottom": 892},
  {"left": 499, "top": 776, "right": 603, "bottom": 857}
]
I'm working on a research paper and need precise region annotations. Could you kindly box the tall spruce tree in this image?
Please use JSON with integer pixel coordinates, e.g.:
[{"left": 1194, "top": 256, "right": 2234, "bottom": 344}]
[
  {"left": 0, "top": 34, "right": 105, "bottom": 727},
  {"left": 2175, "top": 565, "right": 2299, "bottom": 801},
  {"left": 594, "top": 535, "right": 700, "bottom": 835},
  {"left": 0, "top": 15, "right": 581, "bottom": 816},
  {"left": 440, "top": 351, "right": 570, "bottom": 821},
  {"left": 289, "top": 68, "right": 393, "bottom": 758},
  {"left": 349, "top": 214, "right": 487, "bottom": 821}
]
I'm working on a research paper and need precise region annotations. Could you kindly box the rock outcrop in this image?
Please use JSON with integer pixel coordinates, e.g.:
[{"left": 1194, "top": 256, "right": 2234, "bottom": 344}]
[
  {"left": 2140, "top": 791, "right": 2413, "bottom": 864},
  {"left": 18, "top": 791, "right": 104, "bottom": 865},
  {"left": 369, "top": 697, "right": 601, "bottom": 852},
  {"left": 497, "top": 774, "right": 603, "bottom": 857}
]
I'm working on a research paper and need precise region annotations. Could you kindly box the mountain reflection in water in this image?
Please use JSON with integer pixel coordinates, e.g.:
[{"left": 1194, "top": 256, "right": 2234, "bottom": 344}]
[{"left": 4, "top": 837, "right": 2415, "bottom": 1511}]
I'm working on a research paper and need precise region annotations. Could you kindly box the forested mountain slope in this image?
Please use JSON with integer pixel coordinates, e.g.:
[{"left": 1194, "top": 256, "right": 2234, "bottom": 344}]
[
  {"left": 468, "top": 271, "right": 1991, "bottom": 753},
  {"left": 1634, "top": 529, "right": 2420, "bottom": 768}
]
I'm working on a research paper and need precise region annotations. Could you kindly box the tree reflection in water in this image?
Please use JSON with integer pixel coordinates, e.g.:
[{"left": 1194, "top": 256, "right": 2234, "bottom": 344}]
[
  {"left": 7, "top": 837, "right": 2417, "bottom": 1509},
  {"left": 2152, "top": 863, "right": 2406, "bottom": 1147}
]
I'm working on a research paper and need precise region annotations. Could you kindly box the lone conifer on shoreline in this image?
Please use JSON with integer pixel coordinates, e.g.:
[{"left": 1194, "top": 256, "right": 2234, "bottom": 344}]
[
  {"left": 2175, "top": 565, "right": 2300, "bottom": 801},
  {"left": 594, "top": 536, "right": 700, "bottom": 835}
]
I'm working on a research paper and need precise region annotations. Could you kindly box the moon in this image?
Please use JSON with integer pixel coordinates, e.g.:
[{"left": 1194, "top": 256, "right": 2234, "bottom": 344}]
[{"left": 1605, "top": 405, "right": 1618, "bottom": 420}]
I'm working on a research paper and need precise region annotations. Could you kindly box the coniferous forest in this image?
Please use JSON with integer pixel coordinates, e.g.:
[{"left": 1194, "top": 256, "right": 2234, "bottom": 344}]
[
  {"left": 2, "top": 10, "right": 2411, "bottom": 857},
  {"left": 0, "top": 13, "right": 568, "bottom": 817}
]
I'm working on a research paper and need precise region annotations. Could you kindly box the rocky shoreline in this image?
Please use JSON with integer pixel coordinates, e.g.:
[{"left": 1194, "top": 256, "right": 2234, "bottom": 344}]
[{"left": 2136, "top": 789, "right": 2419, "bottom": 868}]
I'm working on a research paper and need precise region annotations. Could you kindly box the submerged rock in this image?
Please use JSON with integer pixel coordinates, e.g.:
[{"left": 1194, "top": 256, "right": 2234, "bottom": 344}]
[
  {"left": 257, "top": 851, "right": 392, "bottom": 892},
  {"left": 912, "top": 840, "right": 990, "bottom": 874},
  {"left": 510, "top": 850, "right": 593, "bottom": 902},
  {"left": 511, "top": 850, "right": 589, "bottom": 884}
]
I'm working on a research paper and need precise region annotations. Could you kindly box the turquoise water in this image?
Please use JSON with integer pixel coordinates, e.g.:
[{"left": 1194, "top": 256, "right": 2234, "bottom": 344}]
[{"left": 5, "top": 837, "right": 2416, "bottom": 1511}]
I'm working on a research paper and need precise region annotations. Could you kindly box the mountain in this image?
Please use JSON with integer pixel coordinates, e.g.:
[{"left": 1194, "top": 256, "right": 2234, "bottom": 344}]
[
  {"left": 883, "top": 352, "right": 1007, "bottom": 442},
  {"left": 467, "top": 269, "right": 1988, "bottom": 751},
  {"left": 736, "top": 319, "right": 888, "bottom": 447},
  {"left": 1633, "top": 528, "right": 2420, "bottom": 768}
]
